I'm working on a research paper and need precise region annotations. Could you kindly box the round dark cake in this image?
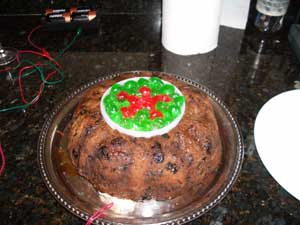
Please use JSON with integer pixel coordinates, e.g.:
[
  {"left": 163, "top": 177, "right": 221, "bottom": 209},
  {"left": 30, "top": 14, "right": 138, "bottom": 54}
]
[{"left": 67, "top": 72, "right": 222, "bottom": 201}]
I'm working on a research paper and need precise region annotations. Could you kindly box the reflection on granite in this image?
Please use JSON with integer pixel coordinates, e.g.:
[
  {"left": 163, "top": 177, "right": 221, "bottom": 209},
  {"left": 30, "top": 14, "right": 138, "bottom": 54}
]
[
  {"left": 0, "top": 0, "right": 161, "bottom": 15},
  {"left": 0, "top": 14, "right": 161, "bottom": 52},
  {"left": 1, "top": 13, "right": 300, "bottom": 225},
  {"left": 162, "top": 27, "right": 245, "bottom": 102}
]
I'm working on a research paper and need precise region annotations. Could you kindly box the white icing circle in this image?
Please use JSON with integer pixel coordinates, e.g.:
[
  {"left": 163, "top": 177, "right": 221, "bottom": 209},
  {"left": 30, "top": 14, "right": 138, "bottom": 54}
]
[{"left": 100, "top": 77, "right": 185, "bottom": 138}]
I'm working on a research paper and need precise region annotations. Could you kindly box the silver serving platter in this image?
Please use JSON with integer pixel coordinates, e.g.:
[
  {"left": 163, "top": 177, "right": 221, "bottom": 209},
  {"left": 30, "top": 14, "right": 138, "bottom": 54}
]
[{"left": 38, "top": 71, "right": 244, "bottom": 225}]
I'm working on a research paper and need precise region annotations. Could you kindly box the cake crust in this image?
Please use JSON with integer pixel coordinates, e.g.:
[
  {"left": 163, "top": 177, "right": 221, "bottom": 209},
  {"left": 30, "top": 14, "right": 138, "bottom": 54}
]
[{"left": 67, "top": 72, "right": 222, "bottom": 201}]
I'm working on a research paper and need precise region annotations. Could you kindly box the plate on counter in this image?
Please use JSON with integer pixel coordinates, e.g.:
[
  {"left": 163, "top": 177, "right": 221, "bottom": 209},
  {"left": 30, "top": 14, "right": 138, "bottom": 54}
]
[
  {"left": 254, "top": 89, "right": 300, "bottom": 201},
  {"left": 38, "top": 71, "right": 244, "bottom": 224}
]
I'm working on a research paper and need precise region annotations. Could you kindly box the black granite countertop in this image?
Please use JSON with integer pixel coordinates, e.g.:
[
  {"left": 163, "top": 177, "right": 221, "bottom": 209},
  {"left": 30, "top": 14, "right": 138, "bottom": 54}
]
[{"left": 1, "top": 8, "right": 300, "bottom": 225}]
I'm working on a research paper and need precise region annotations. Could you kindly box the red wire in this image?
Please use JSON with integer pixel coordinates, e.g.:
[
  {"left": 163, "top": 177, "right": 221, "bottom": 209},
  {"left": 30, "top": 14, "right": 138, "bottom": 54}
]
[
  {"left": 0, "top": 25, "right": 43, "bottom": 75},
  {"left": 27, "top": 25, "right": 43, "bottom": 51},
  {"left": 15, "top": 26, "right": 62, "bottom": 105},
  {"left": 0, "top": 144, "right": 5, "bottom": 176},
  {"left": 16, "top": 50, "right": 60, "bottom": 68},
  {"left": 86, "top": 203, "right": 113, "bottom": 225},
  {"left": 1, "top": 24, "right": 63, "bottom": 106},
  {"left": 0, "top": 26, "right": 50, "bottom": 74},
  {"left": 18, "top": 65, "right": 43, "bottom": 104},
  {"left": 0, "top": 66, "right": 13, "bottom": 74},
  {"left": 0, "top": 25, "right": 68, "bottom": 177},
  {"left": 18, "top": 63, "right": 58, "bottom": 105}
]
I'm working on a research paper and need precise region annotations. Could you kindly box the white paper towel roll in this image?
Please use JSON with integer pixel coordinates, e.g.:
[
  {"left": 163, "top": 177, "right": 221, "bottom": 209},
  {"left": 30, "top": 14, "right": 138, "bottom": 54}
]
[{"left": 162, "top": 0, "right": 223, "bottom": 55}]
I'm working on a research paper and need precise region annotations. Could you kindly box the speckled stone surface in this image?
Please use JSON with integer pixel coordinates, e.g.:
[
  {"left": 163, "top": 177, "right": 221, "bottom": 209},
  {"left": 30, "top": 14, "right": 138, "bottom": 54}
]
[
  {"left": 0, "top": 0, "right": 162, "bottom": 15},
  {"left": 1, "top": 11, "right": 300, "bottom": 225}
]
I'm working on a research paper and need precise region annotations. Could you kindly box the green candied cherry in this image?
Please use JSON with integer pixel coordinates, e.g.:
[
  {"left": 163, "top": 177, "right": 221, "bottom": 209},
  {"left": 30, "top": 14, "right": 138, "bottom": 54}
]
[
  {"left": 110, "top": 111, "right": 123, "bottom": 123},
  {"left": 150, "top": 90, "right": 157, "bottom": 97},
  {"left": 137, "top": 78, "right": 149, "bottom": 88},
  {"left": 106, "top": 103, "right": 119, "bottom": 115},
  {"left": 155, "top": 101, "right": 168, "bottom": 112},
  {"left": 153, "top": 117, "right": 167, "bottom": 129},
  {"left": 161, "top": 109, "right": 172, "bottom": 123},
  {"left": 111, "top": 83, "right": 122, "bottom": 94},
  {"left": 135, "top": 109, "right": 150, "bottom": 122},
  {"left": 116, "top": 99, "right": 130, "bottom": 108},
  {"left": 149, "top": 77, "right": 164, "bottom": 91},
  {"left": 158, "top": 84, "right": 175, "bottom": 95},
  {"left": 169, "top": 104, "right": 181, "bottom": 119},
  {"left": 124, "top": 80, "right": 138, "bottom": 94},
  {"left": 104, "top": 93, "right": 116, "bottom": 105},
  {"left": 171, "top": 93, "right": 179, "bottom": 99},
  {"left": 174, "top": 96, "right": 185, "bottom": 107},
  {"left": 134, "top": 110, "right": 151, "bottom": 131},
  {"left": 120, "top": 118, "right": 134, "bottom": 129},
  {"left": 136, "top": 118, "right": 153, "bottom": 131}
]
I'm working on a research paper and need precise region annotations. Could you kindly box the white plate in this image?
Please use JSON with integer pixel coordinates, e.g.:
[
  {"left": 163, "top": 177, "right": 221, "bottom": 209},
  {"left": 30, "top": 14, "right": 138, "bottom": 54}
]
[
  {"left": 100, "top": 77, "right": 185, "bottom": 138},
  {"left": 254, "top": 89, "right": 300, "bottom": 201}
]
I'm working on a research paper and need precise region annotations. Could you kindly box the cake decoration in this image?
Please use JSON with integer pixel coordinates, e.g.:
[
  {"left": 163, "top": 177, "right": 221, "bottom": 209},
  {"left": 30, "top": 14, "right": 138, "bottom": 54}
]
[
  {"left": 117, "top": 87, "right": 172, "bottom": 120},
  {"left": 100, "top": 76, "right": 185, "bottom": 137}
]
